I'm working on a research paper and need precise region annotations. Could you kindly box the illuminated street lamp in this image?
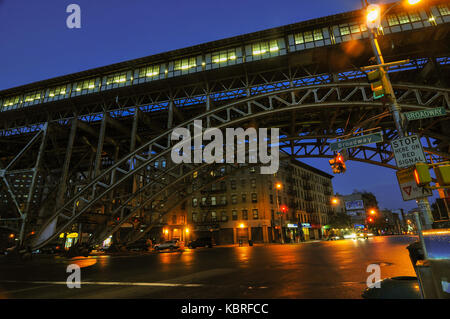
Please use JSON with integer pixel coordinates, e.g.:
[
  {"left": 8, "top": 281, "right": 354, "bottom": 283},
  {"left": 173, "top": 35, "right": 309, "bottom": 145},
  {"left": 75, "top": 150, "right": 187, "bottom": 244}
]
[
  {"left": 369, "top": 209, "right": 377, "bottom": 215},
  {"left": 331, "top": 197, "right": 339, "bottom": 205},
  {"left": 239, "top": 223, "right": 245, "bottom": 228},
  {"left": 275, "top": 182, "right": 284, "bottom": 244}
]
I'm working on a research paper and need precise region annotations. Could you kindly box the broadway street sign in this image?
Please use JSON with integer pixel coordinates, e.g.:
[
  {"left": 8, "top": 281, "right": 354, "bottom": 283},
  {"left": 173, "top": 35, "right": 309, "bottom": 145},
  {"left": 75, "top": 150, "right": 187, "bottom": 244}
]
[
  {"left": 330, "top": 132, "right": 383, "bottom": 152},
  {"left": 404, "top": 107, "right": 446, "bottom": 121}
]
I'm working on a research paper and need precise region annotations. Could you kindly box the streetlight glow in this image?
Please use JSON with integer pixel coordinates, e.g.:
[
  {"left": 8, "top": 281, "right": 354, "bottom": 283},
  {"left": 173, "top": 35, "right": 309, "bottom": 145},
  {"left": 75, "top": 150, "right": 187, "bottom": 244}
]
[
  {"left": 275, "top": 182, "right": 282, "bottom": 190},
  {"left": 239, "top": 223, "right": 245, "bottom": 228},
  {"left": 407, "top": 0, "right": 422, "bottom": 5},
  {"left": 331, "top": 198, "right": 339, "bottom": 205},
  {"left": 367, "top": 5, "right": 380, "bottom": 23}
]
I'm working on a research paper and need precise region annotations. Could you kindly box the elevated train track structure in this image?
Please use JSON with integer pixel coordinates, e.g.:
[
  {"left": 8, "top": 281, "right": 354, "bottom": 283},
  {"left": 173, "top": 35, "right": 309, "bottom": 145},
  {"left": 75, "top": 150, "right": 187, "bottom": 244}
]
[{"left": 0, "top": 1, "right": 449, "bottom": 249}]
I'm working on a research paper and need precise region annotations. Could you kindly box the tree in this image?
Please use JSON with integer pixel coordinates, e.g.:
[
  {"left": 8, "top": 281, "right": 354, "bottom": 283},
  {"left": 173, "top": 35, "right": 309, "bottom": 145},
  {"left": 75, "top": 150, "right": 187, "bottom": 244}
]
[{"left": 328, "top": 213, "right": 352, "bottom": 229}]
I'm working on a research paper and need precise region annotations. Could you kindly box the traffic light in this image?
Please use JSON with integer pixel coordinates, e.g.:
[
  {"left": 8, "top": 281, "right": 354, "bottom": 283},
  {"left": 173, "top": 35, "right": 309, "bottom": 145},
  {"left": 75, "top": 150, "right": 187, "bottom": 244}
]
[
  {"left": 280, "top": 205, "right": 288, "bottom": 213},
  {"left": 367, "top": 69, "right": 386, "bottom": 99},
  {"left": 435, "top": 164, "right": 450, "bottom": 186},
  {"left": 367, "top": 217, "right": 374, "bottom": 223},
  {"left": 329, "top": 153, "right": 346, "bottom": 174},
  {"left": 413, "top": 162, "right": 431, "bottom": 187}
]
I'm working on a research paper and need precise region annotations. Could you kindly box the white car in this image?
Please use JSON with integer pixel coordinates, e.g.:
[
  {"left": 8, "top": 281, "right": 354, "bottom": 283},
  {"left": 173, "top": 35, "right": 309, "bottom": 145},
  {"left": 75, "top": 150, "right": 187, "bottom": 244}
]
[{"left": 153, "top": 240, "right": 181, "bottom": 251}]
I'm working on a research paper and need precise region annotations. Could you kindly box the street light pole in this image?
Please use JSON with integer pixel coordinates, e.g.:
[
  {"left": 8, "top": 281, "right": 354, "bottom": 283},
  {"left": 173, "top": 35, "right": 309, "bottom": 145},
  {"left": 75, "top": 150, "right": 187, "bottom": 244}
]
[{"left": 364, "top": 0, "right": 434, "bottom": 229}]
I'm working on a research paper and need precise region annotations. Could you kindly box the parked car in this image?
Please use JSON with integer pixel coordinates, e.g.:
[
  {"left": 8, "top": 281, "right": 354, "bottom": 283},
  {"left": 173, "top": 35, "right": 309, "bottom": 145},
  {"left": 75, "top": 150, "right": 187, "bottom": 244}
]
[
  {"left": 35, "top": 243, "right": 63, "bottom": 254},
  {"left": 126, "top": 239, "right": 150, "bottom": 251},
  {"left": 188, "top": 237, "right": 213, "bottom": 249},
  {"left": 153, "top": 240, "right": 180, "bottom": 251}
]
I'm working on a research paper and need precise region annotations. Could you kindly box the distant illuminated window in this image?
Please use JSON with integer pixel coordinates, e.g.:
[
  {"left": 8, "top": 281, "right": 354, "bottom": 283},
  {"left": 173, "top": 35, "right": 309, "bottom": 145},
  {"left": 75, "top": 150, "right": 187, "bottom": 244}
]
[
  {"left": 174, "top": 57, "right": 196, "bottom": 70},
  {"left": 397, "top": 13, "right": 410, "bottom": 24},
  {"left": 360, "top": 24, "right": 368, "bottom": 32},
  {"left": 387, "top": 14, "right": 400, "bottom": 26},
  {"left": 2, "top": 96, "right": 20, "bottom": 108},
  {"left": 139, "top": 65, "right": 160, "bottom": 78},
  {"left": 252, "top": 40, "right": 278, "bottom": 55},
  {"left": 408, "top": 12, "right": 421, "bottom": 22},
  {"left": 212, "top": 49, "right": 236, "bottom": 63},
  {"left": 339, "top": 25, "right": 350, "bottom": 35},
  {"left": 24, "top": 91, "right": 41, "bottom": 102},
  {"left": 313, "top": 29, "right": 323, "bottom": 40},
  {"left": 48, "top": 85, "right": 67, "bottom": 97},
  {"left": 106, "top": 72, "right": 127, "bottom": 85},
  {"left": 438, "top": 4, "right": 450, "bottom": 16}
]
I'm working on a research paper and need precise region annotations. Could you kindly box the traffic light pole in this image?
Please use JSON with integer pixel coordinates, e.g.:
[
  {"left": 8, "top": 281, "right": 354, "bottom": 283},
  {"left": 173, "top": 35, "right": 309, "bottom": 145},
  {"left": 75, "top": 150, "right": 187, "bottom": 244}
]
[{"left": 368, "top": 28, "right": 434, "bottom": 229}]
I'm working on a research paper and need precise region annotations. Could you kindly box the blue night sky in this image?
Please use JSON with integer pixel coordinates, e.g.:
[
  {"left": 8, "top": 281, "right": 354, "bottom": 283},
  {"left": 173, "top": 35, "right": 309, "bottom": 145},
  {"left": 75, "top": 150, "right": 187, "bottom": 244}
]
[{"left": 0, "top": 0, "right": 438, "bottom": 211}]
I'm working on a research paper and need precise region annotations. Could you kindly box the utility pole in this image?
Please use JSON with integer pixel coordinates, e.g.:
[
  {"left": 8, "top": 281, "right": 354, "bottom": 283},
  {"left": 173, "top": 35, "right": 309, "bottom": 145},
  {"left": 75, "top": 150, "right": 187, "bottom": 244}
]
[{"left": 363, "top": 0, "right": 434, "bottom": 229}]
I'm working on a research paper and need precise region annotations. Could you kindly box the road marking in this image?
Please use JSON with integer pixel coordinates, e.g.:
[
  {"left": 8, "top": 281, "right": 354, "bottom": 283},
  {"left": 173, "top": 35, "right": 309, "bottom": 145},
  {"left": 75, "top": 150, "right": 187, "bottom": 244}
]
[{"left": 0, "top": 280, "right": 203, "bottom": 288}]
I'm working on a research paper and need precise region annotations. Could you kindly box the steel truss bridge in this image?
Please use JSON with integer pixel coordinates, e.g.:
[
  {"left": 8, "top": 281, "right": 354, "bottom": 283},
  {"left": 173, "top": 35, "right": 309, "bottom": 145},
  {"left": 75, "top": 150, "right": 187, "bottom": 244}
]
[{"left": 0, "top": 0, "right": 449, "bottom": 249}]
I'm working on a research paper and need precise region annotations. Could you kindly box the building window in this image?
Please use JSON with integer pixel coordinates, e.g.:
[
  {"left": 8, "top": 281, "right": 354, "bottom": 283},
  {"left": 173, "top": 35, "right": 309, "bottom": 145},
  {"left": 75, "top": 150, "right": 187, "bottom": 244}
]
[
  {"left": 231, "top": 180, "right": 236, "bottom": 190},
  {"left": 249, "top": 167, "right": 256, "bottom": 173},
  {"left": 251, "top": 179, "right": 256, "bottom": 188},
  {"left": 231, "top": 195, "right": 237, "bottom": 204},
  {"left": 242, "top": 210, "right": 248, "bottom": 220},
  {"left": 138, "top": 65, "right": 160, "bottom": 78},
  {"left": 221, "top": 211, "right": 228, "bottom": 222},
  {"left": 172, "top": 215, "right": 177, "bottom": 224},
  {"left": 339, "top": 25, "right": 350, "bottom": 35},
  {"left": 232, "top": 210, "right": 238, "bottom": 220},
  {"left": 211, "top": 196, "right": 217, "bottom": 206},
  {"left": 2, "top": 96, "right": 20, "bottom": 108},
  {"left": 252, "top": 193, "right": 257, "bottom": 203},
  {"left": 252, "top": 40, "right": 278, "bottom": 55},
  {"left": 241, "top": 179, "right": 246, "bottom": 187},
  {"left": 192, "top": 198, "right": 198, "bottom": 207},
  {"left": 201, "top": 197, "right": 207, "bottom": 205},
  {"left": 212, "top": 49, "right": 236, "bottom": 63},
  {"left": 253, "top": 209, "right": 259, "bottom": 219},
  {"left": 174, "top": 57, "right": 196, "bottom": 71},
  {"left": 242, "top": 194, "right": 246, "bottom": 203},
  {"left": 220, "top": 196, "right": 227, "bottom": 205},
  {"left": 211, "top": 211, "right": 217, "bottom": 221},
  {"left": 408, "top": 12, "right": 421, "bottom": 22}
]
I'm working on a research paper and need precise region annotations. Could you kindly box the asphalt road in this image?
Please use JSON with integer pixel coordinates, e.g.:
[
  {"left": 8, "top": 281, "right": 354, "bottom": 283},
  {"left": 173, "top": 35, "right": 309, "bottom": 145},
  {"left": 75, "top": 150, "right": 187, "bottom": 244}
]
[{"left": 0, "top": 235, "right": 418, "bottom": 299}]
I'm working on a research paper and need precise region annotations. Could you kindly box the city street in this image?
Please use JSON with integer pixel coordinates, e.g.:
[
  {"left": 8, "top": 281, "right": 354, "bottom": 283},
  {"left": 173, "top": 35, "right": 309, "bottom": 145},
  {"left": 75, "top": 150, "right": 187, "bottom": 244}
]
[{"left": 0, "top": 236, "right": 418, "bottom": 299}]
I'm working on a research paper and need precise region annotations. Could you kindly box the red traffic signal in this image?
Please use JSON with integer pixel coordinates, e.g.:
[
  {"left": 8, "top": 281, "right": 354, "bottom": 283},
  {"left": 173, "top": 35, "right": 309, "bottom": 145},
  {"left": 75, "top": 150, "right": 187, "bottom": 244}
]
[
  {"left": 367, "top": 217, "right": 374, "bottom": 223},
  {"left": 280, "top": 205, "right": 288, "bottom": 213}
]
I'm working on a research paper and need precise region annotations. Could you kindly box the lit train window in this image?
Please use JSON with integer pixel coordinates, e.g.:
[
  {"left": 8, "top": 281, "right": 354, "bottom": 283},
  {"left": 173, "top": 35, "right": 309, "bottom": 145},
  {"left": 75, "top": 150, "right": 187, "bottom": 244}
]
[
  {"left": 174, "top": 57, "right": 196, "bottom": 70},
  {"left": 24, "top": 91, "right": 41, "bottom": 103},
  {"left": 397, "top": 12, "right": 410, "bottom": 24},
  {"left": 387, "top": 14, "right": 400, "bottom": 26},
  {"left": 212, "top": 49, "right": 236, "bottom": 63},
  {"left": 106, "top": 72, "right": 127, "bottom": 85},
  {"left": 303, "top": 31, "right": 314, "bottom": 43},
  {"left": 294, "top": 33, "right": 305, "bottom": 44},
  {"left": 75, "top": 79, "right": 96, "bottom": 91},
  {"left": 252, "top": 40, "right": 278, "bottom": 55},
  {"left": 408, "top": 12, "right": 421, "bottom": 22},
  {"left": 48, "top": 85, "right": 67, "bottom": 97},
  {"left": 438, "top": 4, "right": 450, "bottom": 16},
  {"left": 339, "top": 25, "right": 350, "bottom": 35},
  {"left": 138, "top": 65, "right": 160, "bottom": 78},
  {"left": 313, "top": 29, "right": 323, "bottom": 41},
  {"left": 2, "top": 96, "right": 21, "bottom": 109}
]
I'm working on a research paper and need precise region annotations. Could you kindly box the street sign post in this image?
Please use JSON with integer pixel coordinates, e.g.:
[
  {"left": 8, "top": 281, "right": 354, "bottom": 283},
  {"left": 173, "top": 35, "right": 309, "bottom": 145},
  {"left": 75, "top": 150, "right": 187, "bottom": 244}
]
[
  {"left": 396, "top": 167, "right": 433, "bottom": 201},
  {"left": 330, "top": 132, "right": 383, "bottom": 152},
  {"left": 404, "top": 107, "right": 446, "bottom": 121},
  {"left": 391, "top": 135, "right": 426, "bottom": 169}
]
